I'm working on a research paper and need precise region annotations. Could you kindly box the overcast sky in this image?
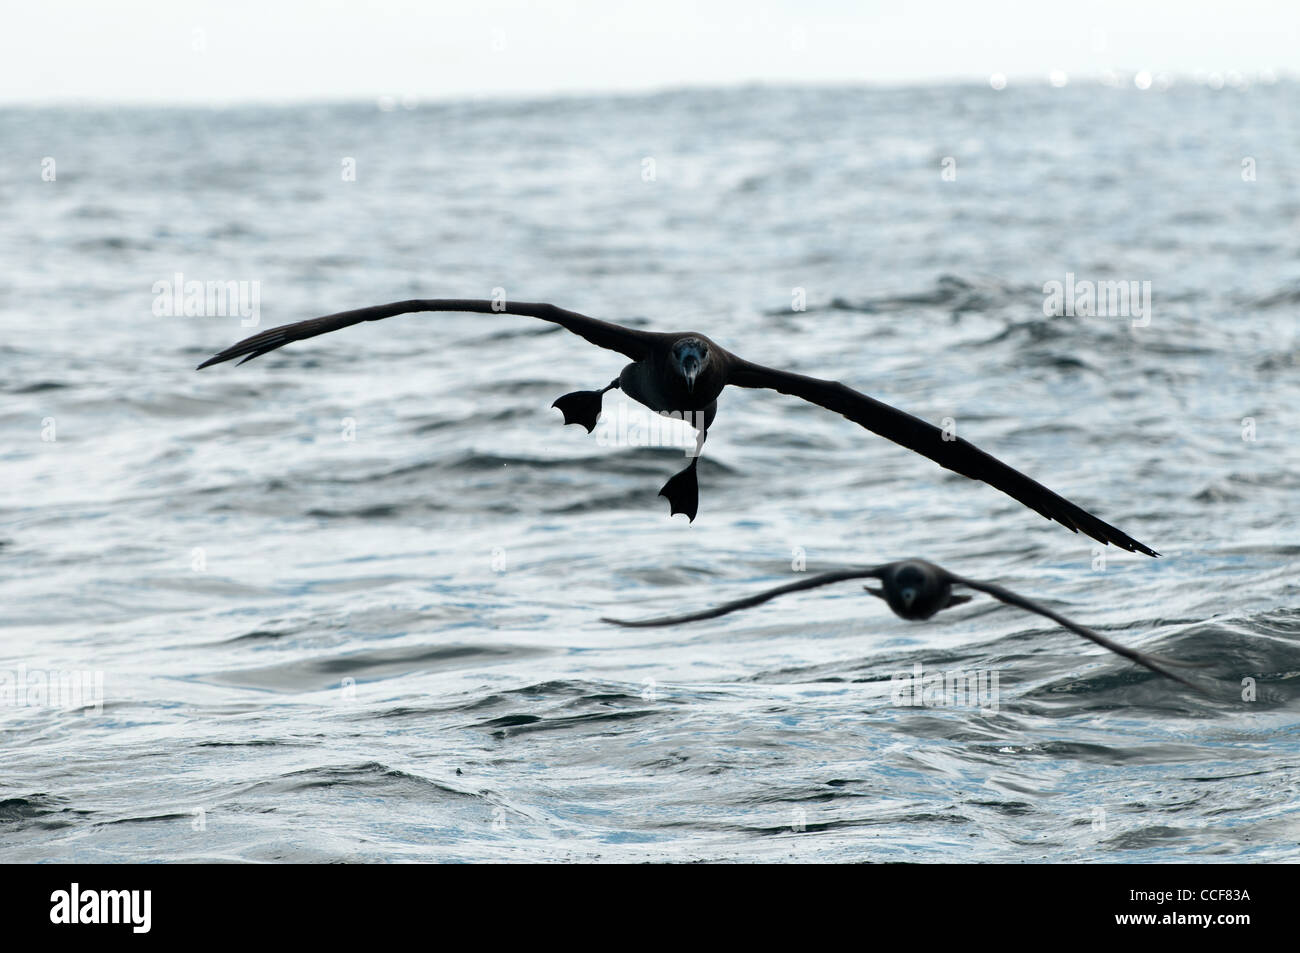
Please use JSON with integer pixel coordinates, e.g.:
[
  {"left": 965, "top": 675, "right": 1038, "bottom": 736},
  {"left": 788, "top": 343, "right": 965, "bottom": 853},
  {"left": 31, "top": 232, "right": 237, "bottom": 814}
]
[{"left": 3, "top": 0, "right": 1296, "bottom": 104}]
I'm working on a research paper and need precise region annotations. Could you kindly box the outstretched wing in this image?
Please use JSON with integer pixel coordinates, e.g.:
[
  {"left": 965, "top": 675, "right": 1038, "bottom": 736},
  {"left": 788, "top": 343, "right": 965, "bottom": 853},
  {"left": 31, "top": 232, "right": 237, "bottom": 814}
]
[
  {"left": 727, "top": 359, "right": 1156, "bottom": 557},
  {"left": 197, "top": 299, "right": 656, "bottom": 369},
  {"left": 948, "top": 573, "right": 1200, "bottom": 690},
  {"left": 602, "top": 568, "right": 887, "bottom": 627}
]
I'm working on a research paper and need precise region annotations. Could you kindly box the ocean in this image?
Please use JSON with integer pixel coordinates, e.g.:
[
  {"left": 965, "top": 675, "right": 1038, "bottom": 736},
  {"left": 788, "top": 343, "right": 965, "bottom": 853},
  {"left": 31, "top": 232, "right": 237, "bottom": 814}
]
[{"left": 1, "top": 81, "right": 1298, "bottom": 862}]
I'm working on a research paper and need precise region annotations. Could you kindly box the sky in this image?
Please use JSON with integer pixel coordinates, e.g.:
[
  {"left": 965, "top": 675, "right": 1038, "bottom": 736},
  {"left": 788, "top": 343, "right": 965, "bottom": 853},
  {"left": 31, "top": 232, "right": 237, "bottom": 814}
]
[{"left": 3, "top": 0, "right": 1297, "bottom": 104}]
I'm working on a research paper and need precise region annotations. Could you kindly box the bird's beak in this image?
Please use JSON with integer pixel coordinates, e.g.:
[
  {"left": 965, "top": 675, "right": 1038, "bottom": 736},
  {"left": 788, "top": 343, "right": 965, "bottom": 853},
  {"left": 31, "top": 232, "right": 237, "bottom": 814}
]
[
  {"left": 901, "top": 588, "right": 916, "bottom": 607},
  {"left": 682, "top": 358, "right": 700, "bottom": 392}
]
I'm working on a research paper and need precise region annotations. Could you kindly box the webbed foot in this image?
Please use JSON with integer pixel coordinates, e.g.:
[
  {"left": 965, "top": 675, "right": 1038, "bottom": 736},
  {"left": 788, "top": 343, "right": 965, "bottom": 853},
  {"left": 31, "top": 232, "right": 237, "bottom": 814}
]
[
  {"left": 659, "top": 464, "right": 699, "bottom": 521},
  {"left": 551, "top": 389, "right": 608, "bottom": 433}
]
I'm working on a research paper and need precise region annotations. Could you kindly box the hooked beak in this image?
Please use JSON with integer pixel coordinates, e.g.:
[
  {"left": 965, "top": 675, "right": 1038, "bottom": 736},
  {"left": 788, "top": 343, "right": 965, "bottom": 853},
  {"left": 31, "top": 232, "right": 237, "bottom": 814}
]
[{"left": 682, "top": 357, "right": 700, "bottom": 392}]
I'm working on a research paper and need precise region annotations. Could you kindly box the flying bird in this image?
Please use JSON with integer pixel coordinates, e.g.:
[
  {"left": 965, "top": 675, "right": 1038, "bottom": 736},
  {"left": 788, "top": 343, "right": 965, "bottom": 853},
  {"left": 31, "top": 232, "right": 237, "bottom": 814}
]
[
  {"left": 602, "top": 558, "right": 1197, "bottom": 689},
  {"left": 197, "top": 298, "right": 1155, "bottom": 555}
]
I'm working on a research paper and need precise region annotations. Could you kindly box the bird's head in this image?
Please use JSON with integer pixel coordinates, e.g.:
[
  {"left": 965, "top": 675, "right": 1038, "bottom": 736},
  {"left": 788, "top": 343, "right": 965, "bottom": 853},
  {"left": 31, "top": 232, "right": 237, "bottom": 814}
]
[
  {"left": 878, "top": 561, "right": 951, "bottom": 621},
  {"left": 896, "top": 564, "right": 925, "bottom": 610},
  {"left": 670, "top": 337, "right": 711, "bottom": 392}
]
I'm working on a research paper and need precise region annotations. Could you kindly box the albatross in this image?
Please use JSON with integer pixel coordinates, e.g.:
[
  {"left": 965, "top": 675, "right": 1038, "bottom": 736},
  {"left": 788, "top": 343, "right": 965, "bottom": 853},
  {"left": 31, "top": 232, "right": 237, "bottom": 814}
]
[
  {"left": 602, "top": 558, "right": 1198, "bottom": 689},
  {"left": 197, "top": 298, "right": 1155, "bottom": 555}
]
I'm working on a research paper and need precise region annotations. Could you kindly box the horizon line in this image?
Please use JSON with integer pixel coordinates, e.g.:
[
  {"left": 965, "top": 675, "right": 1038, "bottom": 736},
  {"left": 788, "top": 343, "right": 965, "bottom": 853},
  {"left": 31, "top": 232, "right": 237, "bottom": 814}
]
[{"left": 1, "top": 69, "right": 1290, "bottom": 110}]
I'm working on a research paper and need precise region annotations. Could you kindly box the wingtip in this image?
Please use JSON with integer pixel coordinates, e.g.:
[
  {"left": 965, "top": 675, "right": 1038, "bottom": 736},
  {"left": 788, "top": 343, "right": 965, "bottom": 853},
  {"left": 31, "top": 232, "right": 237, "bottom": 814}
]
[
  {"left": 1106, "top": 521, "right": 1158, "bottom": 557},
  {"left": 1054, "top": 506, "right": 1159, "bottom": 557},
  {"left": 1127, "top": 538, "right": 1160, "bottom": 558},
  {"left": 197, "top": 352, "right": 234, "bottom": 370},
  {"left": 601, "top": 615, "right": 655, "bottom": 627}
]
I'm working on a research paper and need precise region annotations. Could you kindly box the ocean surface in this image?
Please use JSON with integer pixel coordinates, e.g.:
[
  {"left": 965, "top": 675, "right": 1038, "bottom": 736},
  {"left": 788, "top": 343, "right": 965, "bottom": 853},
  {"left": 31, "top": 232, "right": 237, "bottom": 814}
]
[{"left": 2, "top": 82, "right": 1298, "bottom": 863}]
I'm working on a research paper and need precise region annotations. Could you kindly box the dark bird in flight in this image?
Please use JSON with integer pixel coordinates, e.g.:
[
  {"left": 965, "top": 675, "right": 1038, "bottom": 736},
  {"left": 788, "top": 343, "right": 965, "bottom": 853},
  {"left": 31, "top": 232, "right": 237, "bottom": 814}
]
[
  {"left": 197, "top": 298, "right": 1155, "bottom": 555},
  {"left": 602, "top": 558, "right": 1198, "bottom": 689}
]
